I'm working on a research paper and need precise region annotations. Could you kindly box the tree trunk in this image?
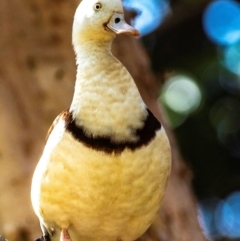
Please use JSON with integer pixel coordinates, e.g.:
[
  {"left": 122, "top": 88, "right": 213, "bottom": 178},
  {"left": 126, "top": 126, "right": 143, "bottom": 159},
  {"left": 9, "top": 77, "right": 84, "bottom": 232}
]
[{"left": 0, "top": 1, "right": 206, "bottom": 241}]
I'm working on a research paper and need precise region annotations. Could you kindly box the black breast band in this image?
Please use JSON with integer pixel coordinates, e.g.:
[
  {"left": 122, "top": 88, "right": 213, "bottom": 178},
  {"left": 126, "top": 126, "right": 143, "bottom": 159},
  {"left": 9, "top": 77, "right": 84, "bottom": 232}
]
[{"left": 62, "top": 109, "right": 161, "bottom": 155}]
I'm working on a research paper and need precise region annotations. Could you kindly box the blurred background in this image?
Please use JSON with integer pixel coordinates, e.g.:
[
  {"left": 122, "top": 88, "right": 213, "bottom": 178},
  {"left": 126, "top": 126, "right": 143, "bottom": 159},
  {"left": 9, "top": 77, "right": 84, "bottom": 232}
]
[
  {"left": 1, "top": 0, "right": 240, "bottom": 240},
  {"left": 123, "top": 0, "right": 240, "bottom": 240}
]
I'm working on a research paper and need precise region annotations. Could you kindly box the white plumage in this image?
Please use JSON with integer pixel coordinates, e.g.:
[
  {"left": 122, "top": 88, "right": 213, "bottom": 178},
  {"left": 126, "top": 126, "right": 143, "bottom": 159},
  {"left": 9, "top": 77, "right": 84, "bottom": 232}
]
[{"left": 31, "top": 0, "right": 171, "bottom": 241}]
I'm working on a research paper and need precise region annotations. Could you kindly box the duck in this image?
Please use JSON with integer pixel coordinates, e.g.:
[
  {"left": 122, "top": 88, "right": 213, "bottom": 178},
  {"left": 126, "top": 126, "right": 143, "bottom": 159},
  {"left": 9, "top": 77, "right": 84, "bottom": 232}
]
[{"left": 31, "top": 0, "right": 171, "bottom": 241}]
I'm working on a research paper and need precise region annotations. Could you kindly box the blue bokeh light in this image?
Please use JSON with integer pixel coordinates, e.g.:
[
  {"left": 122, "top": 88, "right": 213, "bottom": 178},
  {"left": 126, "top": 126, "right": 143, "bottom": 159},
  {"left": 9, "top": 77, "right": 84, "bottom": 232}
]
[
  {"left": 198, "top": 198, "right": 221, "bottom": 240},
  {"left": 225, "top": 192, "right": 240, "bottom": 238},
  {"left": 203, "top": 0, "right": 240, "bottom": 45},
  {"left": 215, "top": 200, "right": 234, "bottom": 237},
  {"left": 198, "top": 192, "right": 240, "bottom": 240},
  {"left": 123, "top": 0, "right": 170, "bottom": 36},
  {"left": 223, "top": 43, "right": 240, "bottom": 75}
]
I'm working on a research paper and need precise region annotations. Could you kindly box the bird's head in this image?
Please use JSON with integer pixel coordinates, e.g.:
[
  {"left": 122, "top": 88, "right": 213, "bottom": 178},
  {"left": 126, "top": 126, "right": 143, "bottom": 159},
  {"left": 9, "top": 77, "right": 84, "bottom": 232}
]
[{"left": 72, "top": 0, "right": 140, "bottom": 47}]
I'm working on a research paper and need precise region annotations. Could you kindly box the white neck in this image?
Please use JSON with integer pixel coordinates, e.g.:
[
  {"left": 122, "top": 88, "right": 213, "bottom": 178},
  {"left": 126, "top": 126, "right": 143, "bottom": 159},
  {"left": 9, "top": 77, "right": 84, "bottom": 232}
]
[{"left": 70, "top": 39, "right": 147, "bottom": 142}]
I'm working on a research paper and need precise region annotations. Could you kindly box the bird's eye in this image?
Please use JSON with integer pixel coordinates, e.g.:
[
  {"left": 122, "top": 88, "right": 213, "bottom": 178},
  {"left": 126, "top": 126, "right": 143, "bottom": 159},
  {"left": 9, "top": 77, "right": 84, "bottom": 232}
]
[{"left": 94, "top": 3, "right": 102, "bottom": 11}]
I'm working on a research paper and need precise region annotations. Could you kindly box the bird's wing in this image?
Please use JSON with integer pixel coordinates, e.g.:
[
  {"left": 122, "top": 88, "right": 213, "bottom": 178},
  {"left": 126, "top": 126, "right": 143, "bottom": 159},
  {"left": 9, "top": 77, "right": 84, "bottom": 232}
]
[{"left": 45, "top": 109, "right": 70, "bottom": 142}]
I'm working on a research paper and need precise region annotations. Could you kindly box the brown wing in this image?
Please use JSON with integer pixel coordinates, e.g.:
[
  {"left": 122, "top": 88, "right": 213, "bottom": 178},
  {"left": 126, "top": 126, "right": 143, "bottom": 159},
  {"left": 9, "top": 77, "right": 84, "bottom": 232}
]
[{"left": 45, "top": 109, "right": 70, "bottom": 142}]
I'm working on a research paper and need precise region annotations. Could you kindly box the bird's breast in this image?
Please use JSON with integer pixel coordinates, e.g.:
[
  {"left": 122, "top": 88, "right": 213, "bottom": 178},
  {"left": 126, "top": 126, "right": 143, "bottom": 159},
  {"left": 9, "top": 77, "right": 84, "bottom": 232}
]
[{"left": 32, "top": 124, "right": 170, "bottom": 241}]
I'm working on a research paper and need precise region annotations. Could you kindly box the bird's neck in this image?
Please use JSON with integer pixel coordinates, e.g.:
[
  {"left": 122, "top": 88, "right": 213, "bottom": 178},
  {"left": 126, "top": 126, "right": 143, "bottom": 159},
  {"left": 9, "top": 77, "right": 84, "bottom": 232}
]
[{"left": 70, "top": 40, "right": 147, "bottom": 142}]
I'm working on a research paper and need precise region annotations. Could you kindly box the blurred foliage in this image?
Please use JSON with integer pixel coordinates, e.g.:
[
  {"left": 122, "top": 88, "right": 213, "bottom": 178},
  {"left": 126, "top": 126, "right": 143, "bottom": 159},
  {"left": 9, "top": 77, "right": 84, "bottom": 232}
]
[{"left": 125, "top": 0, "right": 240, "bottom": 239}]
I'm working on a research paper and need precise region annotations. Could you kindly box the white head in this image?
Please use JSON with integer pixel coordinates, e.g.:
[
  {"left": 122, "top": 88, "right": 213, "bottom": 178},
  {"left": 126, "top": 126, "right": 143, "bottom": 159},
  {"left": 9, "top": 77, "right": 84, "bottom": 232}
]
[{"left": 72, "top": 0, "right": 139, "bottom": 47}]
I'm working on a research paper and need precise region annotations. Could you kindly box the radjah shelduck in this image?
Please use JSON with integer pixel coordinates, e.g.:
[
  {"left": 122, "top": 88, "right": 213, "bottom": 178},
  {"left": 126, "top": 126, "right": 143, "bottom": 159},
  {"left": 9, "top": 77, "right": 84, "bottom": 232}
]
[{"left": 31, "top": 0, "right": 171, "bottom": 241}]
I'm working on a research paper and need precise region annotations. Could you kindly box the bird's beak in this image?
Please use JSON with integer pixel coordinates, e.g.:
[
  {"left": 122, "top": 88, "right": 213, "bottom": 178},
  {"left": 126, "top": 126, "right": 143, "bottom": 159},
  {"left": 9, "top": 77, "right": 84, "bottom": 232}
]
[{"left": 106, "top": 12, "right": 140, "bottom": 37}]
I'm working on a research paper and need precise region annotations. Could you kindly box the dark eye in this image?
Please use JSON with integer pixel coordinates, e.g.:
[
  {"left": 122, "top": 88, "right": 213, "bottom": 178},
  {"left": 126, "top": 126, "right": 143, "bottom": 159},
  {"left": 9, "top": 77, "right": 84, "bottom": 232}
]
[
  {"left": 115, "top": 18, "right": 121, "bottom": 24},
  {"left": 94, "top": 3, "right": 102, "bottom": 11}
]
